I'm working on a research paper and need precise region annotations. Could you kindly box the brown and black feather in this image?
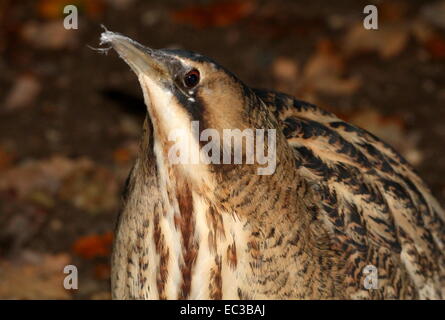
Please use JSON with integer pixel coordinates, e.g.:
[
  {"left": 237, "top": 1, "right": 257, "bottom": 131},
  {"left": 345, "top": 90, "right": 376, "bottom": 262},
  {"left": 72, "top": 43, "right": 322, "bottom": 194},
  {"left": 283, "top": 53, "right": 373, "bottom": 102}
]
[{"left": 256, "top": 89, "right": 445, "bottom": 299}]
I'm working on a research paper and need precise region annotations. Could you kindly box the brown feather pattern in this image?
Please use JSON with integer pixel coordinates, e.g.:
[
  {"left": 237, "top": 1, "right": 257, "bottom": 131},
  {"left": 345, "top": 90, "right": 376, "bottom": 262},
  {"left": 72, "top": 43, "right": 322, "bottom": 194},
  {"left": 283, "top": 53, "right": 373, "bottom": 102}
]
[
  {"left": 256, "top": 89, "right": 445, "bottom": 299},
  {"left": 110, "top": 51, "right": 444, "bottom": 300}
]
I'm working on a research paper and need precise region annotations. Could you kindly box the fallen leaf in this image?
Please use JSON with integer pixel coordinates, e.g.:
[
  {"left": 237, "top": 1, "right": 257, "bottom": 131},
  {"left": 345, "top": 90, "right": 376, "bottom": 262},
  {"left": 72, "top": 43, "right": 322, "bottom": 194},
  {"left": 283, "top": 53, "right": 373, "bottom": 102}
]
[
  {"left": 304, "top": 40, "right": 344, "bottom": 77},
  {"left": 343, "top": 22, "right": 410, "bottom": 59},
  {"left": 113, "top": 147, "right": 132, "bottom": 165},
  {"left": 0, "top": 156, "right": 91, "bottom": 198},
  {"left": 59, "top": 165, "right": 118, "bottom": 213},
  {"left": 0, "top": 252, "right": 71, "bottom": 299},
  {"left": 0, "top": 156, "right": 119, "bottom": 213},
  {"left": 21, "top": 20, "right": 77, "bottom": 49},
  {"left": 272, "top": 56, "right": 299, "bottom": 93},
  {"left": 3, "top": 74, "right": 41, "bottom": 110},
  {"left": 72, "top": 232, "right": 113, "bottom": 260},
  {"left": 272, "top": 57, "right": 299, "bottom": 81},
  {"left": 300, "top": 39, "right": 361, "bottom": 96},
  {"left": 411, "top": 20, "right": 435, "bottom": 44},
  {"left": 171, "top": 0, "right": 255, "bottom": 28},
  {"left": 411, "top": 20, "right": 445, "bottom": 60}
]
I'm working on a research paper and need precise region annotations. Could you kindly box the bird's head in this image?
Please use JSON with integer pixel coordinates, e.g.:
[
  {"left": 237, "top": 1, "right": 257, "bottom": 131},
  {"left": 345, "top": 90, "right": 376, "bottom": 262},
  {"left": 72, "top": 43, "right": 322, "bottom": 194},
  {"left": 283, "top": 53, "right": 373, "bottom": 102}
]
[
  {"left": 101, "top": 30, "right": 257, "bottom": 130},
  {"left": 100, "top": 30, "right": 289, "bottom": 189}
]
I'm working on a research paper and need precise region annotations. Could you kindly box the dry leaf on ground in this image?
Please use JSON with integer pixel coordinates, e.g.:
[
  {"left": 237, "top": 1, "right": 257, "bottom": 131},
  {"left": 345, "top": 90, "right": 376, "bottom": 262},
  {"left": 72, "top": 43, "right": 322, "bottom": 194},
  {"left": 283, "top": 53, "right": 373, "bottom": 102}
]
[
  {"left": 300, "top": 40, "right": 361, "bottom": 96},
  {"left": 412, "top": 20, "right": 445, "bottom": 60},
  {"left": 112, "top": 143, "right": 138, "bottom": 166},
  {"left": 0, "top": 251, "right": 71, "bottom": 299},
  {"left": 0, "top": 156, "right": 91, "bottom": 198},
  {"left": 0, "top": 156, "right": 119, "bottom": 213},
  {"left": 3, "top": 74, "right": 41, "bottom": 111},
  {"left": 342, "top": 22, "right": 410, "bottom": 59},
  {"left": 72, "top": 232, "right": 113, "bottom": 260},
  {"left": 59, "top": 165, "right": 118, "bottom": 213},
  {"left": 21, "top": 20, "right": 77, "bottom": 49},
  {"left": 272, "top": 56, "right": 299, "bottom": 94}
]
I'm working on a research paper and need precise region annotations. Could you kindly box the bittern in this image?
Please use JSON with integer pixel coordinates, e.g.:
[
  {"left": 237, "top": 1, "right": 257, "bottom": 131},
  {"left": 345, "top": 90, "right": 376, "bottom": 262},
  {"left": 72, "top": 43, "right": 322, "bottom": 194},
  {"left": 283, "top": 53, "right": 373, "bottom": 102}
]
[{"left": 100, "top": 30, "right": 445, "bottom": 299}]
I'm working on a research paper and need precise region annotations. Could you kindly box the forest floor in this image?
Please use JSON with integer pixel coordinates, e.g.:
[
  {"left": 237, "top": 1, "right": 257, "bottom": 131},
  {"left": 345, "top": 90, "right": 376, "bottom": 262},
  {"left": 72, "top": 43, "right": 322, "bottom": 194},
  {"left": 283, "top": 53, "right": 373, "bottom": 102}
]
[{"left": 0, "top": 0, "right": 444, "bottom": 299}]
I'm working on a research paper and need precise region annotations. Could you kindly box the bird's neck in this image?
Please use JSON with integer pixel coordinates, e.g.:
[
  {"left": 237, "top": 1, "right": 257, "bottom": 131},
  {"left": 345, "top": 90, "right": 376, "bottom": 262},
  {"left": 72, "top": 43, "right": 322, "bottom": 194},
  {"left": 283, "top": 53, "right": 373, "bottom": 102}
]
[{"left": 112, "top": 115, "right": 341, "bottom": 299}]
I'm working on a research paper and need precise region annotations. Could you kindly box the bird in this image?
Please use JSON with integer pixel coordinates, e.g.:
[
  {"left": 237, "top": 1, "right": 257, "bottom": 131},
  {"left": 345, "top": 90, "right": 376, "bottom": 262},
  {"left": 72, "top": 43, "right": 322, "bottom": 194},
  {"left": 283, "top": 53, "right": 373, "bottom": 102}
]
[{"left": 99, "top": 29, "right": 445, "bottom": 300}]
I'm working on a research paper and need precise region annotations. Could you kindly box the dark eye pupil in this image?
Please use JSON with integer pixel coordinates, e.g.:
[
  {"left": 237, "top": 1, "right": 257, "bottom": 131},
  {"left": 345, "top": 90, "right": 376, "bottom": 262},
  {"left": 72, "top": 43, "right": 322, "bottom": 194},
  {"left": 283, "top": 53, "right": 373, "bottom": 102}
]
[{"left": 184, "top": 70, "right": 200, "bottom": 88}]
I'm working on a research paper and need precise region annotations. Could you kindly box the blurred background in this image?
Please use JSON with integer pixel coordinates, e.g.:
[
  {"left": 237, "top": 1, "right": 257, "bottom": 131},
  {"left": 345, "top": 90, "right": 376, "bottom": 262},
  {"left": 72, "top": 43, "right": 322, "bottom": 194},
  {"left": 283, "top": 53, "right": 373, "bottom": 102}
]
[{"left": 0, "top": 0, "right": 444, "bottom": 299}]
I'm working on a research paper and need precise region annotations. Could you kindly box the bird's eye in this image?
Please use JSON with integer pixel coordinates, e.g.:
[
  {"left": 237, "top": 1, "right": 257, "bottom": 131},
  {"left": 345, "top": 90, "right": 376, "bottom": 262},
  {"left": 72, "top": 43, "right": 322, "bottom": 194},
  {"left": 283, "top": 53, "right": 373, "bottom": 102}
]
[{"left": 183, "top": 69, "right": 200, "bottom": 88}]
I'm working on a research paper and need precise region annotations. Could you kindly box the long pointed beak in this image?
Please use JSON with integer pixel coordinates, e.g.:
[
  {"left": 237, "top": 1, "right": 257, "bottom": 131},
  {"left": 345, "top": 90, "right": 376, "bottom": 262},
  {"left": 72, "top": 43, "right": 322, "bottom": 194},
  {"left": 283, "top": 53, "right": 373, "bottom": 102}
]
[{"left": 100, "top": 30, "right": 170, "bottom": 81}]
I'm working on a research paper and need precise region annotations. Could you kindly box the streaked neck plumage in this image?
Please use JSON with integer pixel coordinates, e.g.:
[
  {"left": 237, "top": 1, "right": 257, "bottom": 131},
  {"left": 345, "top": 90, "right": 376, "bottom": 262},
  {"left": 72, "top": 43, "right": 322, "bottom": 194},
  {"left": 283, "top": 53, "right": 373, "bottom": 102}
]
[{"left": 112, "top": 90, "right": 344, "bottom": 299}]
